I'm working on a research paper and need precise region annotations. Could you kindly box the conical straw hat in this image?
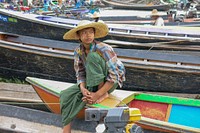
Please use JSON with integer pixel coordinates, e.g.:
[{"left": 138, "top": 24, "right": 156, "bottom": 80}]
[
  {"left": 63, "top": 20, "right": 108, "bottom": 40},
  {"left": 151, "top": 9, "right": 160, "bottom": 16}
]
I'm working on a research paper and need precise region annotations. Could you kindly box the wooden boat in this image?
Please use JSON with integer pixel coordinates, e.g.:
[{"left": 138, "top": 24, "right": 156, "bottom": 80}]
[
  {"left": 25, "top": 77, "right": 200, "bottom": 133},
  {"left": 0, "top": 32, "right": 200, "bottom": 93},
  {"left": 97, "top": 14, "right": 168, "bottom": 22},
  {"left": 101, "top": 0, "right": 172, "bottom": 11},
  {"left": 1, "top": 9, "right": 200, "bottom": 44},
  {"left": 91, "top": 8, "right": 200, "bottom": 27},
  {"left": 0, "top": 103, "right": 96, "bottom": 132},
  {"left": 104, "top": 39, "right": 200, "bottom": 51},
  {"left": 0, "top": 103, "right": 62, "bottom": 132},
  {"left": 106, "top": 17, "right": 200, "bottom": 27},
  {"left": 107, "top": 24, "right": 200, "bottom": 44},
  {"left": 0, "top": 82, "right": 49, "bottom": 111}
]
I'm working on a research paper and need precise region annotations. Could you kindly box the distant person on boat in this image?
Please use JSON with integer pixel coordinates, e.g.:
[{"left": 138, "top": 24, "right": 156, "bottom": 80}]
[
  {"left": 151, "top": 9, "right": 165, "bottom": 26},
  {"left": 90, "top": 11, "right": 100, "bottom": 22},
  {"left": 60, "top": 20, "right": 126, "bottom": 133}
]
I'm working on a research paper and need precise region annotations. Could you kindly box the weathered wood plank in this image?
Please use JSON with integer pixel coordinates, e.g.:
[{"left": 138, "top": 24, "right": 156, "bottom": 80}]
[
  {"left": 0, "top": 83, "right": 41, "bottom": 101},
  {"left": 0, "top": 116, "right": 63, "bottom": 133},
  {"left": 0, "top": 104, "right": 96, "bottom": 133}
]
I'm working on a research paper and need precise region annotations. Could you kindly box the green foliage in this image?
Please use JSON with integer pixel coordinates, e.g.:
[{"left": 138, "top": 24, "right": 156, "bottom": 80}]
[{"left": 0, "top": 77, "right": 27, "bottom": 84}]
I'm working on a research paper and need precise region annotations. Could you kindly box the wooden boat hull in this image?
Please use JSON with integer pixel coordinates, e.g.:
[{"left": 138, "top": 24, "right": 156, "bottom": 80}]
[
  {"left": 0, "top": 82, "right": 49, "bottom": 111},
  {"left": 106, "top": 18, "right": 200, "bottom": 27},
  {"left": 0, "top": 104, "right": 96, "bottom": 132},
  {"left": 101, "top": 0, "right": 171, "bottom": 11},
  {"left": 25, "top": 77, "right": 200, "bottom": 133},
  {"left": 31, "top": 84, "right": 85, "bottom": 118},
  {"left": 0, "top": 33, "right": 200, "bottom": 93},
  {"left": 1, "top": 9, "right": 200, "bottom": 44},
  {"left": 0, "top": 9, "right": 72, "bottom": 41},
  {"left": 0, "top": 103, "right": 62, "bottom": 132}
]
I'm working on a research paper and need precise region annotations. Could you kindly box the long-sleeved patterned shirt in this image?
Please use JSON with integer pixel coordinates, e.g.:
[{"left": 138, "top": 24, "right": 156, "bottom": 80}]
[{"left": 74, "top": 41, "right": 125, "bottom": 88}]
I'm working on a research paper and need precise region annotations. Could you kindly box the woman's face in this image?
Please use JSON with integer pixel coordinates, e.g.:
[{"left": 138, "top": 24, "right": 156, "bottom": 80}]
[{"left": 78, "top": 28, "right": 95, "bottom": 48}]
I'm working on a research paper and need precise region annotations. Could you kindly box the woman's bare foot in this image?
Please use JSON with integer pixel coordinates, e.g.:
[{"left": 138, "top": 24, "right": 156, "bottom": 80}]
[
  {"left": 95, "top": 92, "right": 109, "bottom": 103},
  {"left": 63, "top": 123, "right": 71, "bottom": 133}
]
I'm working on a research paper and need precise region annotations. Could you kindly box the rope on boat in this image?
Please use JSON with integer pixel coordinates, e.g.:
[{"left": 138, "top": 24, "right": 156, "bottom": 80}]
[{"left": 147, "top": 46, "right": 154, "bottom": 52}]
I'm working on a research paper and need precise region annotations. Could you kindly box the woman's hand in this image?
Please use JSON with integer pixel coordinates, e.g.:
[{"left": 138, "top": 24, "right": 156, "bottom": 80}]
[
  {"left": 85, "top": 92, "right": 100, "bottom": 104},
  {"left": 80, "top": 87, "right": 90, "bottom": 96},
  {"left": 79, "top": 83, "right": 90, "bottom": 96},
  {"left": 80, "top": 87, "right": 91, "bottom": 103}
]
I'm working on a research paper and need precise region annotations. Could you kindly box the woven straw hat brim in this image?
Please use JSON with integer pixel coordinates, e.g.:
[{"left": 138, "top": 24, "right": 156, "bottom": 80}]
[
  {"left": 151, "top": 9, "right": 160, "bottom": 16},
  {"left": 63, "top": 22, "right": 108, "bottom": 40},
  {"left": 151, "top": 13, "right": 160, "bottom": 16}
]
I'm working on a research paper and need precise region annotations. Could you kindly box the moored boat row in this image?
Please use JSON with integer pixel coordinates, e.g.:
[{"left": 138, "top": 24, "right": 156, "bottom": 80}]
[
  {"left": 1, "top": 8, "right": 200, "bottom": 44},
  {"left": 1, "top": 33, "right": 199, "bottom": 93}
]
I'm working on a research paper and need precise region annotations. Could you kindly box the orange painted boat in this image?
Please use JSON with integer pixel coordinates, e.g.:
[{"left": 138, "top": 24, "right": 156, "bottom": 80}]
[{"left": 26, "top": 77, "right": 200, "bottom": 133}]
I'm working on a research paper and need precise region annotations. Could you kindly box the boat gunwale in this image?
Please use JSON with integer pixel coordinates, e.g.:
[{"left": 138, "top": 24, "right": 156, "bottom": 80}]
[
  {"left": 25, "top": 77, "right": 61, "bottom": 97},
  {"left": 139, "top": 117, "right": 200, "bottom": 133},
  {"left": 1, "top": 34, "right": 200, "bottom": 73},
  {"left": 133, "top": 93, "right": 200, "bottom": 107}
]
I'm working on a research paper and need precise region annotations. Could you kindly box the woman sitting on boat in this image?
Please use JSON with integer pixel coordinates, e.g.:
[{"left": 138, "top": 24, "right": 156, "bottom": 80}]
[
  {"left": 60, "top": 20, "right": 126, "bottom": 133},
  {"left": 151, "top": 9, "right": 165, "bottom": 26}
]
